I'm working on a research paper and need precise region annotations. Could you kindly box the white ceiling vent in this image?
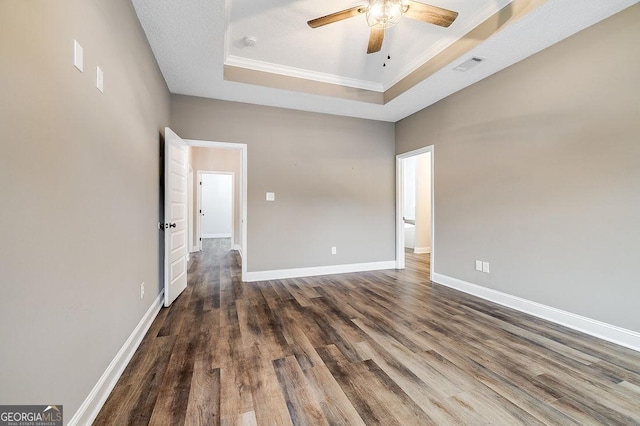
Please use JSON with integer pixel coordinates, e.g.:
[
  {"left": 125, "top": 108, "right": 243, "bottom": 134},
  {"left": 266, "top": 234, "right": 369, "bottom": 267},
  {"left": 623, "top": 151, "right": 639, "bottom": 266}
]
[{"left": 453, "top": 57, "right": 485, "bottom": 72}]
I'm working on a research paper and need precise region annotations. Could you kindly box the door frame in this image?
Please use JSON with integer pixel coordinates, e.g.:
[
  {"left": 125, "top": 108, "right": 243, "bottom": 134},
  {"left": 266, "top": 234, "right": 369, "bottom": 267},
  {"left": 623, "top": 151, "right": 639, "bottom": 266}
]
[
  {"left": 197, "top": 170, "right": 235, "bottom": 248},
  {"left": 396, "top": 146, "right": 435, "bottom": 280},
  {"left": 188, "top": 165, "right": 194, "bottom": 260},
  {"left": 186, "top": 139, "right": 248, "bottom": 282}
]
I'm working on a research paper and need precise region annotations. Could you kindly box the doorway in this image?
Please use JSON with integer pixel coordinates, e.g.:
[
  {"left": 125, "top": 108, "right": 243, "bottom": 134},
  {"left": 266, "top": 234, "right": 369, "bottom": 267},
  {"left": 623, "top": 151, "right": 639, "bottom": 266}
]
[
  {"left": 396, "top": 146, "right": 434, "bottom": 279},
  {"left": 198, "top": 171, "right": 234, "bottom": 244},
  {"left": 185, "top": 139, "right": 248, "bottom": 281}
]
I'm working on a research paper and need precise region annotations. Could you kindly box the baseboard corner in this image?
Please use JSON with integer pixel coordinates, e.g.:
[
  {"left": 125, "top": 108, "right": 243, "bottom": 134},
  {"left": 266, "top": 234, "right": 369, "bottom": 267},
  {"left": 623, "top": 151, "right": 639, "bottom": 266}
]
[{"left": 413, "top": 246, "right": 431, "bottom": 254}]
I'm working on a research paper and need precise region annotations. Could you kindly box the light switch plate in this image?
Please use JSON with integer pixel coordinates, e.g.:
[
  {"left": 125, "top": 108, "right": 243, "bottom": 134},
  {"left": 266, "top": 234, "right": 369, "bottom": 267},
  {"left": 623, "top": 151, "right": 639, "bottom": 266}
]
[
  {"left": 475, "top": 260, "right": 482, "bottom": 271},
  {"left": 73, "top": 40, "right": 83, "bottom": 72},
  {"left": 266, "top": 192, "right": 275, "bottom": 201},
  {"left": 482, "top": 262, "right": 490, "bottom": 273},
  {"left": 96, "top": 66, "right": 104, "bottom": 92},
  {"left": 331, "top": 247, "right": 337, "bottom": 255}
]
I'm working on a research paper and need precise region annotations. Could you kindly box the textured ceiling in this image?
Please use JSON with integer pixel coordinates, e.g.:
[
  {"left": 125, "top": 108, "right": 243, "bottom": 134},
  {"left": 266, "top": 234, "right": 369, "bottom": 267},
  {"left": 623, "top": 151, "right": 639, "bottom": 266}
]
[{"left": 132, "top": 0, "right": 637, "bottom": 122}]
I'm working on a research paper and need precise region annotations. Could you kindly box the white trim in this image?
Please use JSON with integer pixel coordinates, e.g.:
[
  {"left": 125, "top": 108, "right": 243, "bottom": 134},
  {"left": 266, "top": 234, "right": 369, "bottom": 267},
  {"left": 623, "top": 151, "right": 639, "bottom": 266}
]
[
  {"left": 190, "top": 245, "right": 200, "bottom": 253},
  {"left": 188, "top": 164, "right": 194, "bottom": 257},
  {"left": 202, "top": 233, "right": 232, "bottom": 239},
  {"left": 432, "top": 273, "right": 640, "bottom": 353},
  {"left": 69, "top": 292, "right": 164, "bottom": 425},
  {"left": 232, "top": 244, "right": 242, "bottom": 256},
  {"left": 186, "top": 139, "right": 248, "bottom": 282},
  {"left": 225, "top": 55, "right": 384, "bottom": 92},
  {"left": 245, "top": 261, "right": 396, "bottom": 282},
  {"left": 414, "top": 246, "right": 431, "bottom": 254},
  {"left": 396, "top": 146, "right": 435, "bottom": 280},
  {"left": 395, "top": 157, "right": 405, "bottom": 270}
]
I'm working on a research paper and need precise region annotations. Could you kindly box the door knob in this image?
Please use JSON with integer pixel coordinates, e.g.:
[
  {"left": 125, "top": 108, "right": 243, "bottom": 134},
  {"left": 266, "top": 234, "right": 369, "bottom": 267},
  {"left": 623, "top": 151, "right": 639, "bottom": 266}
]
[{"left": 169, "top": 223, "right": 176, "bottom": 228}]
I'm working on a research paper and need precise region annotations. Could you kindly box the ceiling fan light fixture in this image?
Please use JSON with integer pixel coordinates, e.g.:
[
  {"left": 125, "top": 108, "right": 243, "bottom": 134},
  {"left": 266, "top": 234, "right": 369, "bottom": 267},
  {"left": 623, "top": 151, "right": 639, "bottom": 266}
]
[
  {"left": 366, "top": 0, "right": 407, "bottom": 29},
  {"left": 306, "top": 0, "right": 458, "bottom": 54}
]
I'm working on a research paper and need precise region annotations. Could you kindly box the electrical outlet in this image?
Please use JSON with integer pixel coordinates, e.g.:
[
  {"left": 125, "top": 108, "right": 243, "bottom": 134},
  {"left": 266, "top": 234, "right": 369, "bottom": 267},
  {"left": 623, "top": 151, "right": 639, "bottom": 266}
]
[
  {"left": 482, "top": 262, "right": 490, "bottom": 273},
  {"left": 331, "top": 246, "right": 337, "bottom": 255},
  {"left": 475, "top": 260, "right": 482, "bottom": 271},
  {"left": 140, "top": 282, "right": 145, "bottom": 299}
]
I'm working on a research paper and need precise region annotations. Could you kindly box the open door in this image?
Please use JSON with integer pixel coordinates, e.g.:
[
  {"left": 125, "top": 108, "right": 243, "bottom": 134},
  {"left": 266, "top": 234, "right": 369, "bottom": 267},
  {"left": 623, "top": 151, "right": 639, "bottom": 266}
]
[{"left": 163, "top": 127, "right": 188, "bottom": 307}]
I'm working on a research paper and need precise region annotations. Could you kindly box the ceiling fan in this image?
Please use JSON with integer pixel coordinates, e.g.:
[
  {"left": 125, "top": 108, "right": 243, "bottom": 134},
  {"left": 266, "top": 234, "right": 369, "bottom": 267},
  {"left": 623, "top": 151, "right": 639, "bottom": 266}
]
[{"left": 307, "top": 0, "right": 458, "bottom": 54}]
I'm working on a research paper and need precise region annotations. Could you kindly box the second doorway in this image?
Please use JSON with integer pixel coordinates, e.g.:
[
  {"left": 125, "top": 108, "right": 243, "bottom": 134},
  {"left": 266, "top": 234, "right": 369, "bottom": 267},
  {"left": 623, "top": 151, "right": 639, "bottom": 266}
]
[{"left": 199, "top": 172, "right": 234, "bottom": 244}]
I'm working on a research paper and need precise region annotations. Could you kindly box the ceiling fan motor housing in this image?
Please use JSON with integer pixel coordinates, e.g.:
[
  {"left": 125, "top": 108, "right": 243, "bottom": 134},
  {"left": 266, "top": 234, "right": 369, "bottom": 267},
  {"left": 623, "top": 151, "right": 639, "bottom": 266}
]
[
  {"left": 366, "top": 0, "right": 409, "bottom": 28},
  {"left": 307, "top": 0, "right": 458, "bottom": 54}
]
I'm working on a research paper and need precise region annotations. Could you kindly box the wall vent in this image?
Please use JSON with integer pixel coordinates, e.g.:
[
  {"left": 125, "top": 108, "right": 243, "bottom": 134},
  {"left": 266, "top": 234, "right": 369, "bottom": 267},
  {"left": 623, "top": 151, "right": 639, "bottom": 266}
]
[{"left": 453, "top": 57, "right": 485, "bottom": 72}]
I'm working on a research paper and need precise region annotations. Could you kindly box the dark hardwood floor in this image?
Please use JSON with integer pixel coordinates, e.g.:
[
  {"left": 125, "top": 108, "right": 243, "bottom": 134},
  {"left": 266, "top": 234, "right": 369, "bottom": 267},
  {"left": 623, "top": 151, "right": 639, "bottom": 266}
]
[{"left": 95, "top": 239, "right": 640, "bottom": 425}]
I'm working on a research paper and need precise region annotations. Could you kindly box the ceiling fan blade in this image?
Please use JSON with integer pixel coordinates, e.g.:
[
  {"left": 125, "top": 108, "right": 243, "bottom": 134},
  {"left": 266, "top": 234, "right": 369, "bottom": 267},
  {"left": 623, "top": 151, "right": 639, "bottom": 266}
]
[
  {"left": 367, "top": 27, "right": 384, "bottom": 54},
  {"left": 307, "top": 6, "right": 365, "bottom": 28},
  {"left": 404, "top": 1, "right": 458, "bottom": 27}
]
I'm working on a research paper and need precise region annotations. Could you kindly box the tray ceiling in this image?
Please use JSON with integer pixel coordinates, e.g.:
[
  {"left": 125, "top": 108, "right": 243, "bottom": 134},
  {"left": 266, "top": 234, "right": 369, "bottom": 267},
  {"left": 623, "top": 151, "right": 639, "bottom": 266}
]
[
  {"left": 132, "top": 0, "right": 637, "bottom": 122},
  {"left": 226, "top": 0, "right": 512, "bottom": 91}
]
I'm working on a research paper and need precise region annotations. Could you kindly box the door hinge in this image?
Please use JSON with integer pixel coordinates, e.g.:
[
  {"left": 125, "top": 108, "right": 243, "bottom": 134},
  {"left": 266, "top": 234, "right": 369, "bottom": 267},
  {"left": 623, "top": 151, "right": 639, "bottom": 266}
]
[
  {"left": 199, "top": 181, "right": 202, "bottom": 185},
  {"left": 199, "top": 237, "right": 202, "bottom": 241}
]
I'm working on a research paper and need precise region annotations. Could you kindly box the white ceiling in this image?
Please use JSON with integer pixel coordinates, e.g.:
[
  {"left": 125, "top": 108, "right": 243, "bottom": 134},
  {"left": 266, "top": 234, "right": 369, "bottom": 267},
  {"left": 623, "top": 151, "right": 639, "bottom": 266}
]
[{"left": 131, "top": 0, "right": 637, "bottom": 122}]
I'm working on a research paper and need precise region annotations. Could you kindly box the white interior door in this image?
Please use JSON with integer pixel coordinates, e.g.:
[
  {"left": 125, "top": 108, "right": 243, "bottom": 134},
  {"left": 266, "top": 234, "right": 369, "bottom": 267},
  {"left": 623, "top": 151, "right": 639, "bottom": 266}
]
[
  {"left": 201, "top": 173, "right": 233, "bottom": 238},
  {"left": 164, "top": 127, "right": 188, "bottom": 307}
]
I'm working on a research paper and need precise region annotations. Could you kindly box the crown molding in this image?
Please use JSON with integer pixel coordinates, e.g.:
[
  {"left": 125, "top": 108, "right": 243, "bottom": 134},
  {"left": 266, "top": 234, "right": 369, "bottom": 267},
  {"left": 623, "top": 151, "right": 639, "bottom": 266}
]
[{"left": 225, "top": 55, "right": 384, "bottom": 92}]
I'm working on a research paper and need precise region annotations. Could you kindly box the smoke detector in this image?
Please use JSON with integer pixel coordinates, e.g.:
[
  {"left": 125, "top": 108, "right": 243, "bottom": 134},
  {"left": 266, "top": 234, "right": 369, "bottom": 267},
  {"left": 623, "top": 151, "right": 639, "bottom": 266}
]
[{"left": 243, "top": 36, "right": 257, "bottom": 47}]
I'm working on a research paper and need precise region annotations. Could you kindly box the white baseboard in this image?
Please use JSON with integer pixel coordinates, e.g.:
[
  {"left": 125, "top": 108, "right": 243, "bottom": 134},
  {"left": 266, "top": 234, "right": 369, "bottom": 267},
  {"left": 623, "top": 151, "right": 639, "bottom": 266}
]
[
  {"left": 69, "top": 291, "right": 164, "bottom": 425},
  {"left": 232, "top": 244, "right": 242, "bottom": 257},
  {"left": 190, "top": 245, "right": 199, "bottom": 253},
  {"left": 414, "top": 246, "right": 431, "bottom": 254},
  {"left": 432, "top": 273, "right": 640, "bottom": 353},
  {"left": 245, "top": 260, "right": 396, "bottom": 282},
  {"left": 202, "top": 233, "right": 231, "bottom": 239}
]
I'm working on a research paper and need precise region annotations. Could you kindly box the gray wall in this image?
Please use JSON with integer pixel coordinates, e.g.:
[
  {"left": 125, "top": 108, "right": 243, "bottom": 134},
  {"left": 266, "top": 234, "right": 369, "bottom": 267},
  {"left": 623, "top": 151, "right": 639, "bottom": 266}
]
[
  {"left": 0, "top": 0, "right": 169, "bottom": 417},
  {"left": 171, "top": 96, "right": 396, "bottom": 272},
  {"left": 396, "top": 5, "right": 640, "bottom": 333}
]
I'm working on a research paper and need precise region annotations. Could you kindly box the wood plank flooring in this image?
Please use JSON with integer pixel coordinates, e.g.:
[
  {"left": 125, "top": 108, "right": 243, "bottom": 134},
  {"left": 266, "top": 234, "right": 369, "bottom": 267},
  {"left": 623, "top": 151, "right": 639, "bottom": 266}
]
[{"left": 95, "top": 239, "right": 640, "bottom": 425}]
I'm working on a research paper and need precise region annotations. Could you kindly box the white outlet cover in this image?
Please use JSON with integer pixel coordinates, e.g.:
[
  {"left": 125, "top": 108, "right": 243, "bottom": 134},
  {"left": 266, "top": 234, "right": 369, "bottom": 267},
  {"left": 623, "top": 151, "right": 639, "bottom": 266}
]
[
  {"left": 73, "top": 40, "right": 83, "bottom": 72},
  {"left": 266, "top": 192, "right": 275, "bottom": 201},
  {"left": 482, "top": 262, "right": 490, "bottom": 273},
  {"left": 475, "top": 260, "right": 482, "bottom": 271},
  {"left": 331, "top": 247, "right": 337, "bottom": 255}
]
